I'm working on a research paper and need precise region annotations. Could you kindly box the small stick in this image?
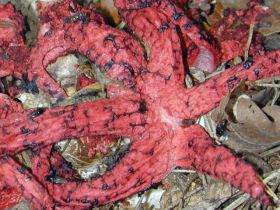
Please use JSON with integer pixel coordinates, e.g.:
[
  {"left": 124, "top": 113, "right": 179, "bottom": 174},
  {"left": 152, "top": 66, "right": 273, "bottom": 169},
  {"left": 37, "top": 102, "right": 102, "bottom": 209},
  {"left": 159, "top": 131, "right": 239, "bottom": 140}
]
[{"left": 244, "top": 23, "right": 255, "bottom": 60}]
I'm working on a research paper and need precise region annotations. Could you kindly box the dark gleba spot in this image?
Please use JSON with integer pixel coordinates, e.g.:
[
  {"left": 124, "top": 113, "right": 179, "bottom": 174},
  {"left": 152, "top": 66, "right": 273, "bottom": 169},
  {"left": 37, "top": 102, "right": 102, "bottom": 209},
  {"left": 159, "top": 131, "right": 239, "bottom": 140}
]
[
  {"left": 121, "top": 62, "right": 135, "bottom": 76},
  {"left": 216, "top": 120, "right": 227, "bottom": 137},
  {"left": 254, "top": 69, "right": 260, "bottom": 77},
  {"left": 2, "top": 154, "right": 10, "bottom": 160},
  {"left": 188, "top": 139, "right": 194, "bottom": 148},
  {"left": 18, "top": 166, "right": 27, "bottom": 174},
  {"left": 227, "top": 83, "right": 235, "bottom": 89},
  {"left": 82, "top": 197, "right": 90, "bottom": 203},
  {"left": 147, "top": 149, "right": 154, "bottom": 155},
  {"left": 227, "top": 76, "right": 239, "bottom": 83},
  {"left": 0, "top": 51, "right": 10, "bottom": 60},
  {"left": 243, "top": 57, "right": 254, "bottom": 69},
  {"left": 183, "top": 21, "right": 193, "bottom": 29},
  {"left": 159, "top": 23, "right": 169, "bottom": 32},
  {"left": 104, "top": 34, "right": 116, "bottom": 42},
  {"left": 139, "top": 100, "right": 147, "bottom": 113},
  {"left": 20, "top": 127, "right": 34, "bottom": 134},
  {"left": 102, "top": 184, "right": 110, "bottom": 190},
  {"left": 19, "top": 73, "right": 39, "bottom": 94},
  {"left": 173, "top": 13, "right": 183, "bottom": 20},
  {"left": 137, "top": 0, "right": 152, "bottom": 8},
  {"left": 128, "top": 167, "right": 135, "bottom": 173},
  {"left": 30, "top": 108, "right": 45, "bottom": 119},
  {"left": 104, "top": 60, "right": 115, "bottom": 70},
  {"left": 44, "top": 30, "right": 52, "bottom": 37},
  {"left": 91, "top": 199, "right": 99, "bottom": 206}
]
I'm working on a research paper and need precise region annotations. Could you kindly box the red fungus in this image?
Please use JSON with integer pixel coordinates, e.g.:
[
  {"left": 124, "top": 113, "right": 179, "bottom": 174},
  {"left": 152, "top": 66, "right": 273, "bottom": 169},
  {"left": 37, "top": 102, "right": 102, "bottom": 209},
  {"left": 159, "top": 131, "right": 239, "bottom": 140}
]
[{"left": 0, "top": 0, "right": 279, "bottom": 208}]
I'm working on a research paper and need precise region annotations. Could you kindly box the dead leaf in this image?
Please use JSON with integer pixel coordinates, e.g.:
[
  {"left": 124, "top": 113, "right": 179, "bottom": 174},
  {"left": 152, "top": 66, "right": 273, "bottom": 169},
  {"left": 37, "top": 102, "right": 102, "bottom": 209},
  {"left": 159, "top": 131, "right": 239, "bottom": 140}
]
[
  {"left": 256, "top": 0, "right": 280, "bottom": 35},
  {"left": 226, "top": 97, "right": 280, "bottom": 151},
  {"left": 160, "top": 173, "right": 201, "bottom": 209},
  {"left": 46, "top": 54, "right": 79, "bottom": 96},
  {"left": 240, "top": 152, "right": 272, "bottom": 173},
  {"left": 216, "top": 0, "right": 250, "bottom": 10},
  {"left": 210, "top": 81, "right": 280, "bottom": 152},
  {"left": 55, "top": 83, "right": 106, "bottom": 107},
  {"left": 207, "top": 0, "right": 250, "bottom": 26},
  {"left": 264, "top": 33, "right": 280, "bottom": 51},
  {"left": 205, "top": 3, "right": 228, "bottom": 26},
  {"left": 204, "top": 175, "right": 232, "bottom": 201},
  {"left": 11, "top": 198, "right": 32, "bottom": 210},
  {"left": 257, "top": 11, "right": 280, "bottom": 36},
  {"left": 16, "top": 91, "right": 55, "bottom": 109},
  {"left": 57, "top": 139, "right": 108, "bottom": 179},
  {"left": 95, "top": 0, "right": 121, "bottom": 25}
]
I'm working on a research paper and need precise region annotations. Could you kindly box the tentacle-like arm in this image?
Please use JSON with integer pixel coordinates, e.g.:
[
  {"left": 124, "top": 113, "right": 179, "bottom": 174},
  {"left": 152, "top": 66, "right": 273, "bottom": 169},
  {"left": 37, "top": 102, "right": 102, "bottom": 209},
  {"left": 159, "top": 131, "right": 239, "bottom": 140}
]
[
  {"left": 114, "top": 0, "right": 220, "bottom": 72},
  {"left": 0, "top": 3, "right": 28, "bottom": 78},
  {"left": 174, "top": 125, "right": 271, "bottom": 205},
  {"left": 120, "top": 7, "right": 185, "bottom": 85},
  {"left": 0, "top": 94, "right": 24, "bottom": 119},
  {"left": 0, "top": 157, "right": 55, "bottom": 209},
  {"left": 26, "top": 0, "right": 146, "bottom": 98},
  {"left": 29, "top": 125, "right": 173, "bottom": 207},
  {"left": 0, "top": 93, "right": 145, "bottom": 155},
  {"left": 156, "top": 0, "right": 220, "bottom": 72},
  {"left": 162, "top": 50, "right": 280, "bottom": 120}
]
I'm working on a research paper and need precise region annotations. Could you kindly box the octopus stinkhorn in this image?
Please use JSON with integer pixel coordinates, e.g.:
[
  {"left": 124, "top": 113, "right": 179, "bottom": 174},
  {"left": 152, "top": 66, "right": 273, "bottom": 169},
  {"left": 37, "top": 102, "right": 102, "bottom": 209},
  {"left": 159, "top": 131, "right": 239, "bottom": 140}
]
[{"left": 0, "top": 0, "right": 279, "bottom": 209}]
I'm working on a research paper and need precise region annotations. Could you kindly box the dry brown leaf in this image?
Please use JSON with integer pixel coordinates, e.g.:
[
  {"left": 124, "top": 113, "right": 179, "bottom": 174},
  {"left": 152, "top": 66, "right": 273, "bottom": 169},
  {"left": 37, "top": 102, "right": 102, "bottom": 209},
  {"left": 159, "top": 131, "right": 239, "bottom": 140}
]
[
  {"left": 160, "top": 173, "right": 200, "bottom": 209},
  {"left": 257, "top": 11, "right": 280, "bottom": 36},
  {"left": 264, "top": 33, "right": 280, "bottom": 51},
  {"left": 95, "top": 0, "right": 120, "bottom": 25},
  {"left": 241, "top": 152, "right": 272, "bottom": 173},
  {"left": 204, "top": 176, "right": 232, "bottom": 201},
  {"left": 11, "top": 198, "right": 32, "bottom": 210},
  {"left": 226, "top": 97, "right": 280, "bottom": 151},
  {"left": 57, "top": 139, "right": 108, "bottom": 179},
  {"left": 216, "top": 0, "right": 250, "bottom": 10},
  {"left": 206, "top": 2, "right": 225, "bottom": 26},
  {"left": 207, "top": 0, "right": 250, "bottom": 26},
  {"left": 257, "top": 0, "right": 280, "bottom": 35}
]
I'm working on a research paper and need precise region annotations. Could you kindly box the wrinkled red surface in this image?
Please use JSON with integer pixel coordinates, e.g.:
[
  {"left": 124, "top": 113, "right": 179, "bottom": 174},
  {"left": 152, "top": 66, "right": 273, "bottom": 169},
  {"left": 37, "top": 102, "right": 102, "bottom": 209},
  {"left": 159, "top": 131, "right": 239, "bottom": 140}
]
[
  {"left": 0, "top": 0, "right": 279, "bottom": 209},
  {"left": 0, "top": 187, "right": 22, "bottom": 209},
  {"left": 0, "top": 4, "right": 27, "bottom": 79},
  {"left": 210, "top": 2, "right": 271, "bottom": 61}
]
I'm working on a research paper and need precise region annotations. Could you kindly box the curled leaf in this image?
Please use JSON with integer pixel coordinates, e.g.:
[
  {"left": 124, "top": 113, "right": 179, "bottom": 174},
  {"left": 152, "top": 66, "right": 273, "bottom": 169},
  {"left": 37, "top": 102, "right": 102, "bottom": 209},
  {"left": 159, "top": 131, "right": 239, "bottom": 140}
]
[{"left": 224, "top": 96, "right": 280, "bottom": 151}]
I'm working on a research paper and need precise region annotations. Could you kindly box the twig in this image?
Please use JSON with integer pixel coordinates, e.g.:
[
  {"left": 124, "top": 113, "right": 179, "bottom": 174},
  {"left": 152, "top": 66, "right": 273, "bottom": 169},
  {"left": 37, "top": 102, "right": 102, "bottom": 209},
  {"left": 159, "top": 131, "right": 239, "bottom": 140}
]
[
  {"left": 172, "top": 169, "right": 196, "bottom": 173},
  {"left": 260, "top": 145, "right": 280, "bottom": 157},
  {"left": 205, "top": 63, "right": 226, "bottom": 80},
  {"left": 263, "top": 169, "right": 280, "bottom": 183},
  {"left": 255, "top": 77, "right": 280, "bottom": 83},
  {"left": 254, "top": 83, "right": 280, "bottom": 88},
  {"left": 223, "top": 193, "right": 251, "bottom": 210},
  {"left": 184, "top": 186, "right": 204, "bottom": 200},
  {"left": 65, "top": 154, "right": 92, "bottom": 165},
  {"left": 271, "top": 86, "right": 280, "bottom": 105},
  {"left": 61, "top": 140, "right": 71, "bottom": 154},
  {"left": 135, "top": 193, "right": 145, "bottom": 210},
  {"left": 117, "top": 21, "right": 126, "bottom": 29},
  {"left": 244, "top": 23, "right": 254, "bottom": 60}
]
